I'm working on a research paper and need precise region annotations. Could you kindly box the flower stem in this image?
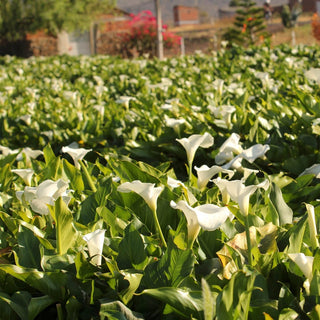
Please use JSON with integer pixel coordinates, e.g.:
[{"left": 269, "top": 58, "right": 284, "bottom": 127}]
[
  {"left": 245, "top": 214, "right": 253, "bottom": 267},
  {"left": 79, "top": 160, "right": 97, "bottom": 193},
  {"left": 188, "top": 160, "right": 193, "bottom": 184},
  {"left": 152, "top": 208, "right": 167, "bottom": 248}
]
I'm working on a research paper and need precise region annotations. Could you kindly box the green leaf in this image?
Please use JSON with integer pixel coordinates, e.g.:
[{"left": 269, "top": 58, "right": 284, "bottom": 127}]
[
  {"left": 279, "top": 308, "right": 299, "bottom": 320},
  {"left": 141, "top": 287, "right": 203, "bottom": 318},
  {"left": 108, "top": 159, "right": 159, "bottom": 184},
  {"left": 117, "top": 223, "right": 148, "bottom": 270},
  {"left": 202, "top": 278, "right": 215, "bottom": 320},
  {"left": 0, "top": 265, "right": 67, "bottom": 300},
  {"left": 286, "top": 215, "right": 307, "bottom": 253},
  {"left": 43, "top": 144, "right": 61, "bottom": 180},
  {"left": 120, "top": 270, "right": 143, "bottom": 304},
  {"left": 63, "top": 159, "right": 84, "bottom": 193},
  {"left": 53, "top": 197, "right": 77, "bottom": 255},
  {"left": 216, "top": 270, "right": 256, "bottom": 320},
  {"left": 16, "top": 225, "right": 41, "bottom": 269},
  {"left": 142, "top": 240, "right": 195, "bottom": 288},
  {"left": 99, "top": 299, "right": 144, "bottom": 320},
  {"left": 268, "top": 183, "right": 293, "bottom": 226}
]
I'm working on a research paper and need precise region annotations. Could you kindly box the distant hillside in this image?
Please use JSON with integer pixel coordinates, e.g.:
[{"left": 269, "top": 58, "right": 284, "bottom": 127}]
[{"left": 116, "top": 0, "right": 276, "bottom": 24}]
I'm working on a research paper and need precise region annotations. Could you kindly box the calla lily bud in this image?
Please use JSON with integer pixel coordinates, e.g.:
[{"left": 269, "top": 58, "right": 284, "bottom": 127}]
[{"left": 83, "top": 229, "right": 106, "bottom": 266}]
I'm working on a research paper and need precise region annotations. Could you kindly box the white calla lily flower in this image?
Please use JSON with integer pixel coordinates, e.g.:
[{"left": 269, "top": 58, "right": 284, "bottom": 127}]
[
  {"left": 62, "top": 145, "right": 92, "bottom": 169},
  {"left": 83, "top": 229, "right": 106, "bottom": 266},
  {"left": 176, "top": 132, "right": 214, "bottom": 177},
  {"left": 195, "top": 165, "right": 234, "bottom": 190},
  {"left": 240, "top": 144, "right": 270, "bottom": 163},
  {"left": 213, "top": 178, "right": 269, "bottom": 216},
  {"left": 117, "top": 180, "right": 163, "bottom": 212},
  {"left": 215, "top": 133, "right": 243, "bottom": 165},
  {"left": 16, "top": 179, "right": 71, "bottom": 215},
  {"left": 299, "top": 164, "right": 320, "bottom": 178},
  {"left": 16, "top": 147, "right": 43, "bottom": 164},
  {"left": 288, "top": 253, "right": 314, "bottom": 280},
  {"left": 11, "top": 169, "right": 34, "bottom": 186},
  {"left": 305, "top": 68, "right": 320, "bottom": 84},
  {"left": 170, "top": 200, "right": 233, "bottom": 245}
]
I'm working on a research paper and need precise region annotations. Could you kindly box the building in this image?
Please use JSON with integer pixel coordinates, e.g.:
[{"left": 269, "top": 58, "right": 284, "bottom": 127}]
[
  {"left": 289, "top": 0, "right": 319, "bottom": 13},
  {"left": 173, "top": 6, "right": 199, "bottom": 26},
  {"left": 24, "top": 8, "right": 130, "bottom": 57}
]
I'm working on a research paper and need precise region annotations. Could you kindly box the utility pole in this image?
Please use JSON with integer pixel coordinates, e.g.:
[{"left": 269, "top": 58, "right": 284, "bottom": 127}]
[{"left": 155, "top": 0, "right": 164, "bottom": 60}]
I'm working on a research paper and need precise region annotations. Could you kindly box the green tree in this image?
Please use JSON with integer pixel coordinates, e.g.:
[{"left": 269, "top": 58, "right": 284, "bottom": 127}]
[
  {"left": 38, "top": 0, "right": 116, "bottom": 35},
  {"left": 229, "top": 0, "right": 240, "bottom": 7},
  {"left": 281, "top": 3, "right": 302, "bottom": 45},
  {"left": 0, "top": 0, "right": 116, "bottom": 42},
  {"left": 223, "top": 0, "right": 268, "bottom": 47}
]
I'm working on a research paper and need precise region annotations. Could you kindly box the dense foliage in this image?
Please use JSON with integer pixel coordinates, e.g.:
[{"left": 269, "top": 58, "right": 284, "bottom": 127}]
[
  {"left": 1, "top": 44, "right": 320, "bottom": 319},
  {"left": 0, "top": 0, "right": 115, "bottom": 41},
  {"left": 223, "top": 0, "right": 268, "bottom": 46}
]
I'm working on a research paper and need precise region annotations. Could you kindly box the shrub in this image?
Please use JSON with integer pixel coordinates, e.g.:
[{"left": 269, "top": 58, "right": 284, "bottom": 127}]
[{"left": 118, "top": 10, "right": 181, "bottom": 57}]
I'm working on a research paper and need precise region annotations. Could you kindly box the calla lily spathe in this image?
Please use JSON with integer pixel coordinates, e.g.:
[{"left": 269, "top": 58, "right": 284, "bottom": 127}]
[
  {"left": 176, "top": 132, "right": 214, "bottom": 174},
  {"left": 194, "top": 165, "right": 234, "bottom": 190},
  {"left": 83, "top": 229, "right": 106, "bottom": 266},
  {"left": 213, "top": 177, "right": 269, "bottom": 216},
  {"left": 16, "top": 179, "right": 71, "bottom": 215},
  {"left": 288, "top": 253, "right": 314, "bottom": 280},
  {"left": 170, "top": 200, "right": 233, "bottom": 245},
  {"left": 62, "top": 145, "right": 92, "bottom": 169},
  {"left": 117, "top": 180, "right": 164, "bottom": 212},
  {"left": 215, "top": 133, "right": 243, "bottom": 165},
  {"left": 11, "top": 169, "right": 34, "bottom": 186},
  {"left": 222, "top": 144, "right": 270, "bottom": 170}
]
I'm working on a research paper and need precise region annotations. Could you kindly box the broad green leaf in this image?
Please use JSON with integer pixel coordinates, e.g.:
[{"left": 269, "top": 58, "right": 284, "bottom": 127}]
[
  {"left": 53, "top": 197, "right": 77, "bottom": 255},
  {"left": 279, "top": 308, "right": 299, "bottom": 320},
  {"left": 16, "top": 225, "right": 41, "bottom": 269},
  {"left": 268, "top": 183, "right": 293, "bottom": 226},
  {"left": 99, "top": 299, "right": 144, "bottom": 320},
  {"left": 117, "top": 223, "right": 148, "bottom": 270},
  {"left": 286, "top": 215, "right": 307, "bottom": 253},
  {"left": 202, "top": 278, "right": 215, "bottom": 320},
  {"left": 142, "top": 240, "right": 195, "bottom": 288},
  {"left": 0, "top": 265, "right": 67, "bottom": 300},
  {"left": 216, "top": 270, "right": 256, "bottom": 320},
  {"left": 142, "top": 287, "right": 203, "bottom": 318},
  {"left": 63, "top": 159, "right": 84, "bottom": 193},
  {"left": 120, "top": 270, "right": 143, "bottom": 304}
]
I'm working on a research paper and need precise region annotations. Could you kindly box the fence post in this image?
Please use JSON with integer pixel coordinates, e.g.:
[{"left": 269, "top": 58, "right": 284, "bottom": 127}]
[{"left": 155, "top": 0, "right": 164, "bottom": 60}]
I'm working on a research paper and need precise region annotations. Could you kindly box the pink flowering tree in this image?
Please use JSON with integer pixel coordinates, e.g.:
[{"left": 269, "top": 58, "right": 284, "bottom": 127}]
[{"left": 119, "top": 10, "right": 181, "bottom": 57}]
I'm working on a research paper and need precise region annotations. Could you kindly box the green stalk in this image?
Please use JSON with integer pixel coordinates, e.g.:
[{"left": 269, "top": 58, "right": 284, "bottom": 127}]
[
  {"left": 245, "top": 214, "right": 253, "bottom": 267},
  {"left": 79, "top": 160, "right": 97, "bottom": 193},
  {"left": 188, "top": 160, "right": 193, "bottom": 185},
  {"left": 152, "top": 208, "right": 167, "bottom": 248},
  {"left": 56, "top": 304, "right": 64, "bottom": 320}
]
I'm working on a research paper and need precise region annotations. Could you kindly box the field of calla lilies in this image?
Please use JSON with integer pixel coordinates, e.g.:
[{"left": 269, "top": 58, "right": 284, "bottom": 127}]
[{"left": 1, "top": 43, "right": 320, "bottom": 319}]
